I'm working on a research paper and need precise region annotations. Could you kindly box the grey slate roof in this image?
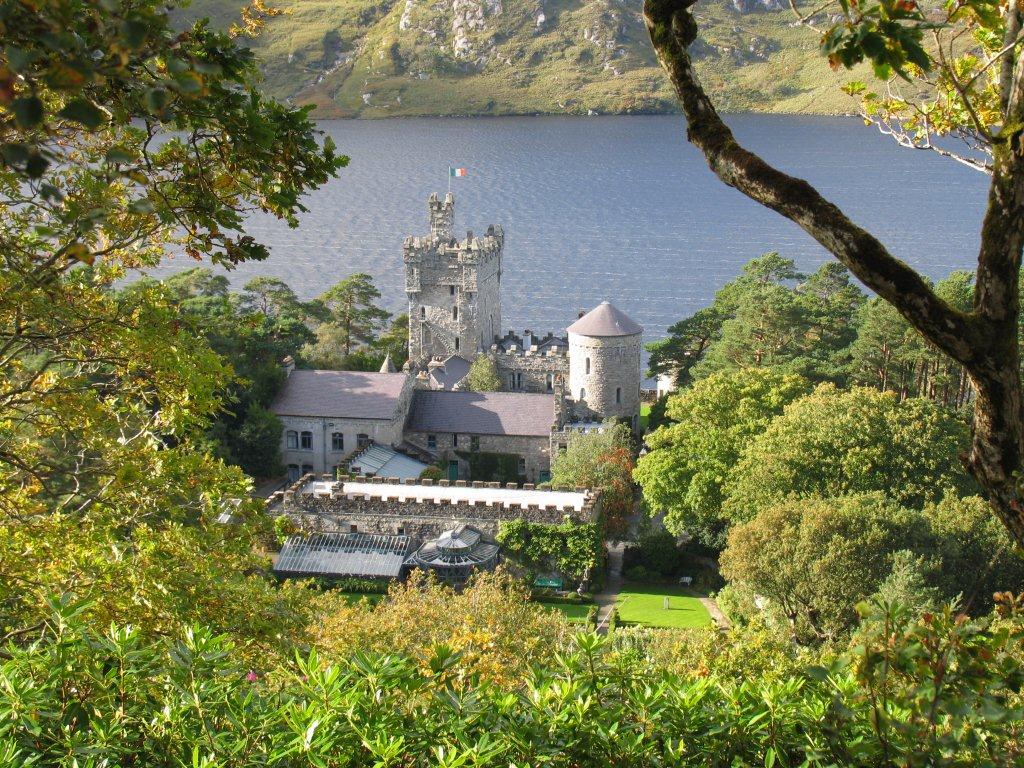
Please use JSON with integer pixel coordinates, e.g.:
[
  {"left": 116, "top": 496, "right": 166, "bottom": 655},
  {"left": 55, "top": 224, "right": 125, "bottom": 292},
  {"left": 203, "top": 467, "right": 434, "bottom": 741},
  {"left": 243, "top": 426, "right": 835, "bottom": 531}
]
[
  {"left": 270, "top": 369, "right": 408, "bottom": 419},
  {"left": 407, "top": 390, "right": 555, "bottom": 437},
  {"left": 566, "top": 301, "right": 643, "bottom": 337},
  {"left": 429, "top": 355, "right": 471, "bottom": 390}
]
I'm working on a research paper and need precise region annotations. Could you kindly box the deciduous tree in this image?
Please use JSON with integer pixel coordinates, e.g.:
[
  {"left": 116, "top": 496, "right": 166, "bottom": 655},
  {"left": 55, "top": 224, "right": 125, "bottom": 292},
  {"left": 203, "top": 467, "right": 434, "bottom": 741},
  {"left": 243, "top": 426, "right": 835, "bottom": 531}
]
[{"left": 643, "top": 0, "right": 1024, "bottom": 545}]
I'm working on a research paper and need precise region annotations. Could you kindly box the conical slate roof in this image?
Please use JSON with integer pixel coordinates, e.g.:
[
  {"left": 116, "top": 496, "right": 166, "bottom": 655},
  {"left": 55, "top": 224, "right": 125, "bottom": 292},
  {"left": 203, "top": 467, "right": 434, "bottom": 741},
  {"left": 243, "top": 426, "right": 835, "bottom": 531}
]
[{"left": 566, "top": 301, "right": 642, "bottom": 337}]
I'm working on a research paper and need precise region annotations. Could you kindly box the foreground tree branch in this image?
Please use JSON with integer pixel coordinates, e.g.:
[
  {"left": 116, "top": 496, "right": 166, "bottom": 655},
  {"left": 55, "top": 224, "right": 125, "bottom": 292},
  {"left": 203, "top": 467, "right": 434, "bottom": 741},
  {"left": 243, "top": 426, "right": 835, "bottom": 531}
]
[{"left": 644, "top": 0, "right": 1024, "bottom": 546}]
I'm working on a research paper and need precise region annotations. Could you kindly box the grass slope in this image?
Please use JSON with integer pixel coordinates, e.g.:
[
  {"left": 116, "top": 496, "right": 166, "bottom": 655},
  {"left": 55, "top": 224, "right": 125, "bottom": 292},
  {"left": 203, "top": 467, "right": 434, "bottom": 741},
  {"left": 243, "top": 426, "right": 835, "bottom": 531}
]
[{"left": 182, "top": 0, "right": 869, "bottom": 117}]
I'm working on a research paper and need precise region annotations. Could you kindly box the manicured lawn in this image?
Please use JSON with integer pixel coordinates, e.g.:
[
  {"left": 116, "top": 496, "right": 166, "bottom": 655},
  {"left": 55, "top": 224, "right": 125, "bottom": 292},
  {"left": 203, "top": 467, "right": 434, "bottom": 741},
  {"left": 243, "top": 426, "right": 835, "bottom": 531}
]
[
  {"left": 615, "top": 583, "right": 712, "bottom": 629},
  {"left": 640, "top": 403, "right": 652, "bottom": 432},
  {"left": 538, "top": 601, "right": 593, "bottom": 624}
]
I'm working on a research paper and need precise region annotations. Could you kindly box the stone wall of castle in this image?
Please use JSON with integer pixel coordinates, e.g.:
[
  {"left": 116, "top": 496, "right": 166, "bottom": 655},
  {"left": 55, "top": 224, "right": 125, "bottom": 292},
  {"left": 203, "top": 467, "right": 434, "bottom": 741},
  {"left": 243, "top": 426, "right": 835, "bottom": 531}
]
[
  {"left": 568, "top": 331, "right": 642, "bottom": 425},
  {"left": 490, "top": 348, "right": 569, "bottom": 394},
  {"left": 403, "top": 430, "right": 553, "bottom": 483},
  {"left": 275, "top": 475, "right": 600, "bottom": 539},
  {"left": 404, "top": 194, "right": 502, "bottom": 363}
]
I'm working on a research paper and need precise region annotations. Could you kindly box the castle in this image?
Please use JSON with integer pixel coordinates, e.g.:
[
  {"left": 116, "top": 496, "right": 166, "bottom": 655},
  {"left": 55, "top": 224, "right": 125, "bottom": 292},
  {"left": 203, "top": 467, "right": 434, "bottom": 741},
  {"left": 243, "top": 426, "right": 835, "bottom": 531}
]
[
  {"left": 271, "top": 193, "right": 643, "bottom": 486},
  {"left": 267, "top": 193, "right": 639, "bottom": 586},
  {"left": 404, "top": 192, "right": 643, "bottom": 430}
]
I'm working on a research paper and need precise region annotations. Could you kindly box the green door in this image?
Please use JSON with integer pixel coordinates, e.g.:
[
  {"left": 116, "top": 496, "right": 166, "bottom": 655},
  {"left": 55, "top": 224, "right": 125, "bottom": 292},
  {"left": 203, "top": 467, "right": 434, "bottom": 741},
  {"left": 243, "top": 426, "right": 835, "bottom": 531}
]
[{"left": 447, "top": 460, "right": 459, "bottom": 481}]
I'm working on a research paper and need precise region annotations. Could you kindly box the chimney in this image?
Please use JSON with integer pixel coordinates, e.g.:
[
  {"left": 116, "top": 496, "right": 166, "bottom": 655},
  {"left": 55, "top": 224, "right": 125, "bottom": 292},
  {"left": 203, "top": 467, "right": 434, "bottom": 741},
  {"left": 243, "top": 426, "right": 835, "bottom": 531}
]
[
  {"left": 282, "top": 355, "right": 295, "bottom": 378},
  {"left": 523, "top": 329, "right": 533, "bottom": 350}
]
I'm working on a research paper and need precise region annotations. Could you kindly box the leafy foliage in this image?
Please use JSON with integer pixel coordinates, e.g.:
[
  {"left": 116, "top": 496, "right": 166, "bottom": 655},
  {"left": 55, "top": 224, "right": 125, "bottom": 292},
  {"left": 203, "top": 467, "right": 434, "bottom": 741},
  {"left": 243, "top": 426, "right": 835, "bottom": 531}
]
[
  {"left": 2, "top": 594, "right": 1022, "bottom": 766},
  {"left": 723, "top": 384, "right": 975, "bottom": 522},
  {"left": 551, "top": 422, "right": 635, "bottom": 538},
  {"left": 497, "top": 519, "right": 603, "bottom": 585},
  {"left": 634, "top": 368, "right": 812, "bottom": 548},
  {"left": 465, "top": 355, "right": 502, "bottom": 391}
]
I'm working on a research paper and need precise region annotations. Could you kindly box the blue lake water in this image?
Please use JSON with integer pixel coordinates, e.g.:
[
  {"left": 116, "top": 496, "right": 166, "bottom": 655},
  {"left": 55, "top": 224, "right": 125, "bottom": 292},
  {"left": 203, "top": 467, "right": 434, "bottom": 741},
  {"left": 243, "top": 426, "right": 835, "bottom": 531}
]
[{"left": 146, "top": 114, "right": 989, "bottom": 343}]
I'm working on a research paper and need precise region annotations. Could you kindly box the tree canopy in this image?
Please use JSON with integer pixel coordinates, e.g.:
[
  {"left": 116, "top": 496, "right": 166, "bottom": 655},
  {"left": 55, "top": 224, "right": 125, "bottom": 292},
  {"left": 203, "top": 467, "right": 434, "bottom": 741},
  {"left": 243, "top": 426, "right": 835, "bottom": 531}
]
[
  {"left": 643, "top": 0, "right": 1024, "bottom": 545},
  {"left": 634, "top": 368, "right": 812, "bottom": 548}
]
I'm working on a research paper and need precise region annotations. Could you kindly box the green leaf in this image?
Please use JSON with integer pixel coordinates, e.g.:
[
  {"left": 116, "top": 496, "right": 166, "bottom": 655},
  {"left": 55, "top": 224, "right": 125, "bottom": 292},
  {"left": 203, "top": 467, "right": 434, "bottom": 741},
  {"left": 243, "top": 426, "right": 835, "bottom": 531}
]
[
  {"left": 58, "top": 99, "right": 106, "bottom": 128},
  {"left": 105, "top": 146, "right": 135, "bottom": 164},
  {"left": 11, "top": 95, "right": 43, "bottom": 128}
]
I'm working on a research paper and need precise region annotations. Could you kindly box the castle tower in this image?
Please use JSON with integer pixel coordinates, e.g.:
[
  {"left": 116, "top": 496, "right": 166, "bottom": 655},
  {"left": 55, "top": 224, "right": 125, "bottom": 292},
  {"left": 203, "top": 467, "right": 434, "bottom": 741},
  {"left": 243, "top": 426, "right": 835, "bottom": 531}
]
[
  {"left": 428, "top": 192, "right": 454, "bottom": 240},
  {"left": 566, "top": 301, "right": 643, "bottom": 430},
  {"left": 404, "top": 194, "right": 503, "bottom": 364}
]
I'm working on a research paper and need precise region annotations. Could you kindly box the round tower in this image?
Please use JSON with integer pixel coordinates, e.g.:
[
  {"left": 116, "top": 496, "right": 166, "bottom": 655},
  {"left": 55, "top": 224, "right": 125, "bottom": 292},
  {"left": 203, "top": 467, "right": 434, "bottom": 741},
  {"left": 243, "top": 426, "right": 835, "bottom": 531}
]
[{"left": 567, "top": 301, "right": 643, "bottom": 430}]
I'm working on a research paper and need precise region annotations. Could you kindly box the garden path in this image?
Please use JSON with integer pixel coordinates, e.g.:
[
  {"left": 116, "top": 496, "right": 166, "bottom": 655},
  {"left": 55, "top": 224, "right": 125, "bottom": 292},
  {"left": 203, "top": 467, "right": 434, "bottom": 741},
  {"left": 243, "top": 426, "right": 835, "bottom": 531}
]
[{"left": 594, "top": 543, "right": 624, "bottom": 635}]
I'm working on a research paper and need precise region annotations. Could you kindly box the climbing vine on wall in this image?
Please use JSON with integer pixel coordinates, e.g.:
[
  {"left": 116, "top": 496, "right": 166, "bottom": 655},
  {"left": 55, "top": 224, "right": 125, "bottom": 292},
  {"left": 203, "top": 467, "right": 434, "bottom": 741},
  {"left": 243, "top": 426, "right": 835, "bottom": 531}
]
[{"left": 497, "top": 519, "right": 602, "bottom": 583}]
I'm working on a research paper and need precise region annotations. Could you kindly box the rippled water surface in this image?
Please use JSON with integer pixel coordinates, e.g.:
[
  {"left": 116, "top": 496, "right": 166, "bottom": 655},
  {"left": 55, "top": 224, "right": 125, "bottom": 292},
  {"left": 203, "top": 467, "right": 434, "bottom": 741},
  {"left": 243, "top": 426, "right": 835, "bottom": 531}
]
[{"left": 147, "top": 114, "right": 989, "bottom": 343}]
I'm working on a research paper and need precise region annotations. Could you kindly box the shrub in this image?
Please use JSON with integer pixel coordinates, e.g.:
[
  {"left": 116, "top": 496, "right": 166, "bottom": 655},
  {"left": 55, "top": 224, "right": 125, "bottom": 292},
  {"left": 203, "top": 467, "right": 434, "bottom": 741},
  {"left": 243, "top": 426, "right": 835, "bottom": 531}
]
[{"left": 419, "top": 465, "right": 443, "bottom": 481}]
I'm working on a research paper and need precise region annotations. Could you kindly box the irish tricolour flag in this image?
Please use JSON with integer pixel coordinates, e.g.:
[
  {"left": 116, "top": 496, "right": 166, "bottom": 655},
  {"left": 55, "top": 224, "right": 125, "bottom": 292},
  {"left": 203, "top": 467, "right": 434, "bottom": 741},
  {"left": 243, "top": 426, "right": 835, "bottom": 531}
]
[{"left": 449, "top": 167, "right": 467, "bottom": 178}]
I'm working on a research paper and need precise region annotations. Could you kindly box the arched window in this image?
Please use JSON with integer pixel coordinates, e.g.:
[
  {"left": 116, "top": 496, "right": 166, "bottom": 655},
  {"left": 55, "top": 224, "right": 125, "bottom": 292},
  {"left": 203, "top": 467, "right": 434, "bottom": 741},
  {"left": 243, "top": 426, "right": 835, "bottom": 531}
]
[
  {"left": 580, "top": 387, "right": 586, "bottom": 399},
  {"left": 615, "top": 387, "right": 622, "bottom": 404},
  {"left": 299, "top": 431, "right": 312, "bottom": 450},
  {"left": 452, "top": 306, "right": 458, "bottom": 321},
  {"left": 420, "top": 306, "right": 426, "bottom": 319},
  {"left": 585, "top": 357, "right": 591, "bottom": 375},
  {"left": 455, "top": 336, "right": 460, "bottom": 352},
  {"left": 286, "top": 430, "right": 298, "bottom": 449},
  {"left": 331, "top": 432, "right": 344, "bottom": 451},
  {"left": 357, "top": 433, "right": 371, "bottom": 449},
  {"left": 546, "top": 373, "right": 554, "bottom": 391}
]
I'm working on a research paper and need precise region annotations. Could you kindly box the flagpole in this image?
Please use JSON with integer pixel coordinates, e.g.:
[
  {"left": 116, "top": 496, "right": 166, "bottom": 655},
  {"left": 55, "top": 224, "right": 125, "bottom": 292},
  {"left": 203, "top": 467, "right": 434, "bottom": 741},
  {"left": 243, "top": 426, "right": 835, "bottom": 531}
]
[{"left": 447, "top": 166, "right": 451, "bottom": 196}]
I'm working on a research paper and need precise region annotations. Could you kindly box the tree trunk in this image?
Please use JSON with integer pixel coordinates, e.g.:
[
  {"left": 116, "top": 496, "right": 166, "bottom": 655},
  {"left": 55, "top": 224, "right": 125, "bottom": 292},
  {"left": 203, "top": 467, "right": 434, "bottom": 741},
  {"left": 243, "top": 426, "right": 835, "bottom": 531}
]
[{"left": 643, "top": 0, "right": 1024, "bottom": 545}]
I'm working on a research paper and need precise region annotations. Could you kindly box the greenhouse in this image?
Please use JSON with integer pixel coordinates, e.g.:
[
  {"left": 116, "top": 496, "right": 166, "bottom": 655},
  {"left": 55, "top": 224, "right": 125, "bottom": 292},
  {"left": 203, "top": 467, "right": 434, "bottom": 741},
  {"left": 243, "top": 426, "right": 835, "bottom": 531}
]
[
  {"left": 274, "top": 532, "right": 415, "bottom": 581},
  {"left": 411, "top": 525, "right": 500, "bottom": 585}
]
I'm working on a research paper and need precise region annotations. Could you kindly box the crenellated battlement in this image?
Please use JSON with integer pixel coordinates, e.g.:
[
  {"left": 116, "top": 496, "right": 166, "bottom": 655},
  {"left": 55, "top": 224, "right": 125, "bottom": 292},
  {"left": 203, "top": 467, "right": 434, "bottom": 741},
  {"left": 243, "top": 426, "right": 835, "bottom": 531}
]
[
  {"left": 272, "top": 473, "right": 601, "bottom": 538},
  {"left": 491, "top": 329, "right": 569, "bottom": 358}
]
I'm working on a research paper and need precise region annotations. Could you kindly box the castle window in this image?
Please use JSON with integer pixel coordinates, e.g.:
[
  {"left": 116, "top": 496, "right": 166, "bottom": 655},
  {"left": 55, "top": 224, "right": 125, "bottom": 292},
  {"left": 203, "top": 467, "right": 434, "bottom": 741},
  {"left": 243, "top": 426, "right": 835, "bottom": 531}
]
[
  {"left": 286, "top": 430, "right": 298, "bottom": 449},
  {"left": 509, "top": 374, "right": 516, "bottom": 389},
  {"left": 546, "top": 373, "right": 554, "bottom": 392},
  {"left": 453, "top": 434, "right": 459, "bottom": 448},
  {"left": 420, "top": 306, "right": 426, "bottom": 319},
  {"left": 470, "top": 435, "right": 480, "bottom": 451},
  {"left": 357, "top": 433, "right": 370, "bottom": 449},
  {"left": 616, "top": 387, "right": 622, "bottom": 404},
  {"left": 580, "top": 388, "right": 586, "bottom": 399},
  {"left": 515, "top": 372, "right": 523, "bottom": 389},
  {"left": 450, "top": 285, "right": 456, "bottom": 296},
  {"left": 585, "top": 357, "right": 591, "bottom": 375},
  {"left": 517, "top": 457, "right": 526, "bottom": 475},
  {"left": 427, "top": 434, "right": 437, "bottom": 449},
  {"left": 455, "top": 337, "right": 460, "bottom": 352},
  {"left": 299, "top": 431, "right": 312, "bottom": 450},
  {"left": 331, "top": 432, "right": 344, "bottom": 451},
  {"left": 452, "top": 306, "right": 458, "bottom": 321}
]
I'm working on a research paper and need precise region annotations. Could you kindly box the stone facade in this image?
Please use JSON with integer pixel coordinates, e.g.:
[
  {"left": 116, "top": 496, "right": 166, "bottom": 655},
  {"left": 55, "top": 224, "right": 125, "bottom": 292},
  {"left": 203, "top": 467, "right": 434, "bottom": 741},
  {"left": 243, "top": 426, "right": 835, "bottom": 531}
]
[
  {"left": 490, "top": 345, "right": 569, "bottom": 395},
  {"left": 404, "top": 429, "right": 553, "bottom": 483},
  {"left": 568, "top": 330, "right": 642, "bottom": 427},
  {"left": 279, "top": 378, "right": 414, "bottom": 479},
  {"left": 274, "top": 475, "right": 601, "bottom": 539},
  {"left": 404, "top": 193, "right": 503, "bottom": 363}
]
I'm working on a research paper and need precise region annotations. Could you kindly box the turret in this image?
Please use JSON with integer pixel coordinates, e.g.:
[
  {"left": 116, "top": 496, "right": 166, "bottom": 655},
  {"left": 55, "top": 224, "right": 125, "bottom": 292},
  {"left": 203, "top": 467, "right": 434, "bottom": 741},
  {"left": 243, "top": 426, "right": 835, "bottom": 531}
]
[
  {"left": 566, "top": 301, "right": 643, "bottom": 431},
  {"left": 428, "top": 192, "right": 455, "bottom": 240}
]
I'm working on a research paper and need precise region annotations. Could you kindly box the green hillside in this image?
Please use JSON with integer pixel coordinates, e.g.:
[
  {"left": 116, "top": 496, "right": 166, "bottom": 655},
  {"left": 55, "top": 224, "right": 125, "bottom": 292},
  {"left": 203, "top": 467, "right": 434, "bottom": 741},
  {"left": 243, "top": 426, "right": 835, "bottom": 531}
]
[{"left": 183, "top": 0, "right": 867, "bottom": 116}]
